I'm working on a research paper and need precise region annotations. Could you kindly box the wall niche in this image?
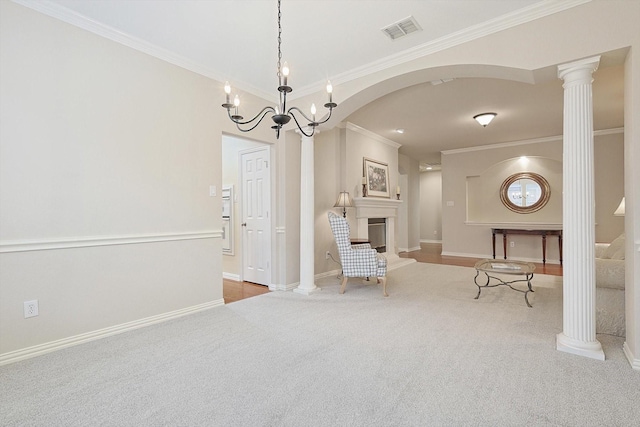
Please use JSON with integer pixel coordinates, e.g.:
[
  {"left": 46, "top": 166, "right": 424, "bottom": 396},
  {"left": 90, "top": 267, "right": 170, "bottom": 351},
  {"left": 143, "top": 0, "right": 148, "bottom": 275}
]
[{"left": 466, "top": 156, "right": 562, "bottom": 224}]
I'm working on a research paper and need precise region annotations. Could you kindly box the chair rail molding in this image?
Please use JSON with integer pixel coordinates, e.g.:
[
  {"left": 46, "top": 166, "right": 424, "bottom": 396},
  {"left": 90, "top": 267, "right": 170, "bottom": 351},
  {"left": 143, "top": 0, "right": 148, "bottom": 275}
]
[{"left": 0, "top": 230, "right": 222, "bottom": 253}]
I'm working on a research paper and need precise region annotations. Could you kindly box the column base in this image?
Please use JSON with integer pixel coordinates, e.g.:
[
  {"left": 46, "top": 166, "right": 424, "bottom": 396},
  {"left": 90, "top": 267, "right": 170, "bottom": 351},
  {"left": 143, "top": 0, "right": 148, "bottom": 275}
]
[
  {"left": 293, "top": 284, "right": 321, "bottom": 296},
  {"left": 556, "top": 333, "right": 605, "bottom": 361}
]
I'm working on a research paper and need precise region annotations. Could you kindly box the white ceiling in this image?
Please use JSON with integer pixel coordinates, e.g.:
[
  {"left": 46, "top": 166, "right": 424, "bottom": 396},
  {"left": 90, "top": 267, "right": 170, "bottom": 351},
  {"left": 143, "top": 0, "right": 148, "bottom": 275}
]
[{"left": 39, "top": 0, "right": 624, "bottom": 166}]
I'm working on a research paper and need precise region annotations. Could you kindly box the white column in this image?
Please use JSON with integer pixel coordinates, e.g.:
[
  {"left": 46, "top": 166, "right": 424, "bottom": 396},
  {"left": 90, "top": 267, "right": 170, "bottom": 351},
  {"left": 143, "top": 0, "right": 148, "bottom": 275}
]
[
  {"left": 384, "top": 217, "right": 400, "bottom": 264},
  {"left": 294, "top": 127, "right": 319, "bottom": 295},
  {"left": 556, "top": 56, "right": 604, "bottom": 361}
]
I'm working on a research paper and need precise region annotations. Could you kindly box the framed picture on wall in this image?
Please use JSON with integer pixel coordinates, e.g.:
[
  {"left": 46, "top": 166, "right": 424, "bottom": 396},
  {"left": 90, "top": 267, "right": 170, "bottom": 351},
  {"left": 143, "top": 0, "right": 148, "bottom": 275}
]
[{"left": 364, "top": 158, "right": 390, "bottom": 198}]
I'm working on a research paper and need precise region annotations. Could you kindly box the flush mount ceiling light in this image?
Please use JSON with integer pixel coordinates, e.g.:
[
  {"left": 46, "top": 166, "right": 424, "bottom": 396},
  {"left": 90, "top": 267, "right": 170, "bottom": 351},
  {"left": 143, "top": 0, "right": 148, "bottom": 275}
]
[
  {"left": 222, "top": 0, "right": 336, "bottom": 139},
  {"left": 473, "top": 112, "right": 497, "bottom": 127},
  {"left": 420, "top": 162, "right": 441, "bottom": 172},
  {"left": 395, "top": 128, "right": 405, "bottom": 134}
]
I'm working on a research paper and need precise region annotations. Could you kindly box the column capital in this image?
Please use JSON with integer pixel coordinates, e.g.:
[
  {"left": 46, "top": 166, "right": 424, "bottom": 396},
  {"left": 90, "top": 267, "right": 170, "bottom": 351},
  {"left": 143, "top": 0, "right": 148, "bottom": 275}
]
[{"left": 557, "top": 55, "right": 600, "bottom": 82}]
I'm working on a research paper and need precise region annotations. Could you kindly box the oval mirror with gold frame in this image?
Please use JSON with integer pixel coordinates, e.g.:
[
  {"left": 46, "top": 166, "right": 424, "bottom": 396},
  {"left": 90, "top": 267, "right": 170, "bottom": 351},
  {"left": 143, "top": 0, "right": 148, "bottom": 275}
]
[{"left": 500, "top": 172, "right": 550, "bottom": 214}]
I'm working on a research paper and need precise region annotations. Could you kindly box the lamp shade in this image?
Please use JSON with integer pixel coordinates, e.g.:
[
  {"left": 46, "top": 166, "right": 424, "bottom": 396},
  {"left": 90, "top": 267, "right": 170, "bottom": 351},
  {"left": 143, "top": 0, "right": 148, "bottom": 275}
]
[
  {"left": 334, "top": 191, "right": 353, "bottom": 208},
  {"left": 473, "top": 112, "right": 497, "bottom": 127},
  {"left": 614, "top": 197, "right": 625, "bottom": 216}
]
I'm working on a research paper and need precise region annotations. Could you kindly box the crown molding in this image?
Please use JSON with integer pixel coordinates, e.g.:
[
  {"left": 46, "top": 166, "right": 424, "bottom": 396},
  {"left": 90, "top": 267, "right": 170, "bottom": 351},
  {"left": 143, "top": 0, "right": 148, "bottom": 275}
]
[
  {"left": 293, "top": 0, "right": 593, "bottom": 99},
  {"left": 13, "top": 0, "right": 590, "bottom": 104},
  {"left": 344, "top": 122, "right": 401, "bottom": 149},
  {"left": 11, "top": 0, "right": 276, "bottom": 102},
  {"left": 442, "top": 127, "right": 623, "bottom": 156}
]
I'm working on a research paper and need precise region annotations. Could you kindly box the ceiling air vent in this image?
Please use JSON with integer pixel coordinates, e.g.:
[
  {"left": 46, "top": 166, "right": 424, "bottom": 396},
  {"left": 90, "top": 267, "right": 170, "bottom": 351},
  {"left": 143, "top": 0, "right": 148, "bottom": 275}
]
[{"left": 381, "top": 16, "right": 422, "bottom": 40}]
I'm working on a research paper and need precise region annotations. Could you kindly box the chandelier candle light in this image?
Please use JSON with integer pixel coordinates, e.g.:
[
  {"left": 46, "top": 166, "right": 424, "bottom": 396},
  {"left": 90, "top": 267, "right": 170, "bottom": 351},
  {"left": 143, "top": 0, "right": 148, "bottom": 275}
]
[{"left": 222, "top": 0, "right": 337, "bottom": 138}]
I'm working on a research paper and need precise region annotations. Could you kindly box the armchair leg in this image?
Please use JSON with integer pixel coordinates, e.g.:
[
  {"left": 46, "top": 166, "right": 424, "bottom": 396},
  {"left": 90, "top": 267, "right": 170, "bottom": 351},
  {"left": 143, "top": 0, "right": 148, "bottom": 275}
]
[
  {"left": 340, "top": 276, "right": 348, "bottom": 294},
  {"left": 377, "top": 277, "right": 388, "bottom": 297}
]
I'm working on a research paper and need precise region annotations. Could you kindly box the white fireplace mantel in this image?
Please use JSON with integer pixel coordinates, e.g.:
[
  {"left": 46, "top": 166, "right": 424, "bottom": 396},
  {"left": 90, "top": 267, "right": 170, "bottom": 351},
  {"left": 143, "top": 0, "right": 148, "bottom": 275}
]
[
  {"left": 351, "top": 197, "right": 404, "bottom": 266},
  {"left": 352, "top": 197, "right": 402, "bottom": 219}
]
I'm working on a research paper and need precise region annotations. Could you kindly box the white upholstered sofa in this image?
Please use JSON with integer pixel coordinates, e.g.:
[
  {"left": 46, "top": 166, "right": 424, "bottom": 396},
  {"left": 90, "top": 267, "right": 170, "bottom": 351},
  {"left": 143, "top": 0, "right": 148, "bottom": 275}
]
[{"left": 595, "top": 233, "right": 625, "bottom": 337}]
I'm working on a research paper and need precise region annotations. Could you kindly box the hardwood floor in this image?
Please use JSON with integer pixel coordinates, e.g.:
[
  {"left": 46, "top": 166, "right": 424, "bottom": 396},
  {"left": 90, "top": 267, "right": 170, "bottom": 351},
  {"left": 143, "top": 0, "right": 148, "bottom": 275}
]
[
  {"left": 224, "top": 242, "right": 563, "bottom": 304},
  {"left": 223, "top": 279, "right": 270, "bottom": 304},
  {"left": 400, "top": 243, "right": 563, "bottom": 277}
]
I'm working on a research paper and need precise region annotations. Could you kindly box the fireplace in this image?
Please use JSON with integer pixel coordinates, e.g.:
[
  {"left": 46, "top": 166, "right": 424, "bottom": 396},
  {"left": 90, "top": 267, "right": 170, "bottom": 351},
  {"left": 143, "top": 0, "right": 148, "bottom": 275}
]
[
  {"left": 368, "top": 218, "right": 386, "bottom": 253},
  {"left": 350, "top": 197, "right": 415, "bottom": 271},
  {"left": 351, "top": 197, "right": 401, "bottom": 265}
]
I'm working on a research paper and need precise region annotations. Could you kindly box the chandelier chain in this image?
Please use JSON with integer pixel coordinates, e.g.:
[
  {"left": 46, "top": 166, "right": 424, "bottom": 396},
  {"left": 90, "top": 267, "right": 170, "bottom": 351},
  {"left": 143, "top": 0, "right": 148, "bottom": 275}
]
[{"left": 277, "top": 0, "right": 282, "bottom": 79}]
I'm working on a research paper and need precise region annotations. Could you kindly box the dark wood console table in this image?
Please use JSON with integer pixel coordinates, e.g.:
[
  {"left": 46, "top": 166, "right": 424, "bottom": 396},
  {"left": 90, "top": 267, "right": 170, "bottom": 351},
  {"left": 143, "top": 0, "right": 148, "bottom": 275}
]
[{"left": 491, "top": 228, "right": 562, "bottom": 265}]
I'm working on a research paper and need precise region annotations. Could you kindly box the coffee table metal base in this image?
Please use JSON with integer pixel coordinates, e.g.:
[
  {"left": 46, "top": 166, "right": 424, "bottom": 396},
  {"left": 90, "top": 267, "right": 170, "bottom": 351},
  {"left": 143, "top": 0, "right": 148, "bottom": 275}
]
[{"left": 473, "top": 270, "right": 535, "bottom": 308}]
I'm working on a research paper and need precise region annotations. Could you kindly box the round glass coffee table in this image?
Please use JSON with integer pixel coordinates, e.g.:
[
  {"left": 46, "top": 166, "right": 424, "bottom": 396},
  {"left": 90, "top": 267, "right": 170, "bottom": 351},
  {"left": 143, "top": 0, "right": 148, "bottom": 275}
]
[{"left": 473, "top": 259, "right": 536, "bottom": 307}]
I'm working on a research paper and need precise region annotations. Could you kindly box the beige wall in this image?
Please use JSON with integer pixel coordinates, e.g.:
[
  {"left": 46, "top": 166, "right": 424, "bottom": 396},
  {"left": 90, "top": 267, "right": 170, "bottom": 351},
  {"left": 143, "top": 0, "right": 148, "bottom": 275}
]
[
  {"left": 398, "top": 154, "right": 421, "bottom": 252},
  {"left": 0, "top": 2, "right": 280, "bottom": 357},
  {"left": 442, "top": 134, "right": 624, "bottom": 263},
  {"left": 420, "top": 171, "right": 443, "bottom": 242},
  {"left": 313, "top": 128, "right": 342, "bottom": 276}
]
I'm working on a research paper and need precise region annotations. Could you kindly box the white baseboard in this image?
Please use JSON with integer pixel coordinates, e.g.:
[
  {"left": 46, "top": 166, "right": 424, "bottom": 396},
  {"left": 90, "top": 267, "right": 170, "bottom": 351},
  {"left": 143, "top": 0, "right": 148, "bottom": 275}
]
[
  {"left": 269, "top": 270, "right": 342, "bottom": 292},
  {"left": 270, "top": 269, "right": 342, "bottom": 291},
  {"left": 441, "top": 250, "right": 489, "bottom": 259},
  {"left": 420, "top": 239, "right": 442, "bottom": 244},
  {"left": 222, "top": 272, "right": 240, "bottom": 281},
  {"left": 623, "top": 341, "right": 640, "bottom": 371},
  {"left": 315, "top": 269, "right": 341, "bottom": 280},
  {"left": 398, "top": 246, "right": 421, "bottom": 253},
  {"left": 440, "top": 251, "right": 562, "bottom": 265},
  {"left": 0, "top": 299, "right": 225, "bottom": 366}
]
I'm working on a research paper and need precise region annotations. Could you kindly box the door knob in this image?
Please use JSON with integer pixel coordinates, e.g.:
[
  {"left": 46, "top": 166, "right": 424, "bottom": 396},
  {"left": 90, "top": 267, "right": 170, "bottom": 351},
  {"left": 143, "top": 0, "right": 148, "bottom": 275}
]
[{"left": 241, "top": 222, "right": 247, "bottom": 227}]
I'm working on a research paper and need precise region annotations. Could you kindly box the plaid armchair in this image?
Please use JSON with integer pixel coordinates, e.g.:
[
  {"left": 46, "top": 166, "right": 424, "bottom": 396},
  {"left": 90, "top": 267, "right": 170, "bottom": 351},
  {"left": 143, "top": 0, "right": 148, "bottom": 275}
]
[{"left": 327, "top": 211, "right": 388, "bottom": 296}]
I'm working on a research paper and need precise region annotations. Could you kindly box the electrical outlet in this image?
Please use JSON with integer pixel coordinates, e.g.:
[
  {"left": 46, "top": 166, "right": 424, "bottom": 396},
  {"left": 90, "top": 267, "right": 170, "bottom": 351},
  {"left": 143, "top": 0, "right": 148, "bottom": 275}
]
[
  {"left": 325, "top": 251, "right": 331, "bottom": 259},
  {"left": 24, "top": 300, "right": 38, "bottom": 318},
  {"left": 510, "top": 241, "right": 515, "bottom": 248}
]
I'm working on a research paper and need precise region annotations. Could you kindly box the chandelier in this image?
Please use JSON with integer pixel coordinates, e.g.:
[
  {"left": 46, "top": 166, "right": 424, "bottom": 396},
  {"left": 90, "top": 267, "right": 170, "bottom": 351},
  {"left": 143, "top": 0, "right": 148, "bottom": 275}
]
[{"left": 222, "top": 0, "right": 337, "bottom": 139}]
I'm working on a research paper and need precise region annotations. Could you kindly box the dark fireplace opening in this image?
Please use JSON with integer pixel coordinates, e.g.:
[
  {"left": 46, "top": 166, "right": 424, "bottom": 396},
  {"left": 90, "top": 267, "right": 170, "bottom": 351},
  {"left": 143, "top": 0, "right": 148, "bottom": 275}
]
[{"left": 368, "top": 218, "right": 386, "bottom": 253}]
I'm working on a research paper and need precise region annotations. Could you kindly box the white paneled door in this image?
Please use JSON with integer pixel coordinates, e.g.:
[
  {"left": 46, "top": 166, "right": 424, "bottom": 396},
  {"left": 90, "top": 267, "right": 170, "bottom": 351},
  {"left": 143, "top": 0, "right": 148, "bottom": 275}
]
[{"left": 240, "top": 147, "right": 271, "bottom": 286}]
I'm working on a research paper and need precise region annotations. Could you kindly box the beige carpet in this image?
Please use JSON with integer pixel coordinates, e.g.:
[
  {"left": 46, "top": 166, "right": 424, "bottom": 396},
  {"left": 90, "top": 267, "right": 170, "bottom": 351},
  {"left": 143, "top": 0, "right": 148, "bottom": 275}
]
[{"left": 1, "top": 262, "right": 638, "bottom": 426}]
